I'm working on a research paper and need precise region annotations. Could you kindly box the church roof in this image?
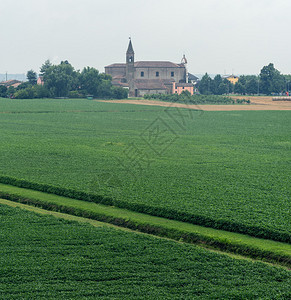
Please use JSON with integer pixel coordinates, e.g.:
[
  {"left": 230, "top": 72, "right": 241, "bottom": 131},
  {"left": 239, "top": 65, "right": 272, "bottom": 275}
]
[
  {"left": 134, "top": 61, "right": 183, "bottom": 68},
  {"left": 105, "top": 63, "right": 126, "bottom": 68},
  {"left": 105, "top": 61, "right": 185, "bottom": 69}
]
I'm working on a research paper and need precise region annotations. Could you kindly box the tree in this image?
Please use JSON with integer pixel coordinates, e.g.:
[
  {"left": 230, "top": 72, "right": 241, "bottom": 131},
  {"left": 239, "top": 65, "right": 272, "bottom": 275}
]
[
  {"left": 223, "top": 78, "right": 234, "bottom": 94},
  {"left": 7, "top": 86, "right": 15, "bottom": 97},
  {"left": 15, "top": 87, "right": 35, "bottom": 99},
  {"left": 246, "top": 78, "right": 258, "bottom": 95},
  {"left": 198, "top": 73, "right": 213, "bottom": 94},
  {"left": 17, "top": 82, "right": 32, "bottom": 90},
  {"left": 111, "top": 86, "right": 128, "bottom": 99},
  {"left": 38, "top": 59, "right": 127, "bottom": 99},
  {"left": 40, "top": 60, "right": 52, "bottom": 77},
  {"left": 79, "top": 67, "right": 102, "bottom": 96},
  {"left": 97, "top": 79, "right": 113, "bottom": 98},
  {"left": 0, "top": 85, "right": 7, "bottom": 98},
  {"left": 234, "top": 82, "right": 246, "bottom": 95},
  {"left": 43, "top": 61, "right": 79, "bottom": 97},
  {"left": 213, "top": 75, "right": 223, "bottom": 94},
  {"left": 26, "top": 70, "right": 37, "bottom": 85},
  {"left": 33, "top": 85, "right": 50, "bottom": 98},
  {"left": 217, "top": 82, "right": 228, "bottom": 95},
  {"left": 259, "top": 63, "right": 285, "bottom": 95}
]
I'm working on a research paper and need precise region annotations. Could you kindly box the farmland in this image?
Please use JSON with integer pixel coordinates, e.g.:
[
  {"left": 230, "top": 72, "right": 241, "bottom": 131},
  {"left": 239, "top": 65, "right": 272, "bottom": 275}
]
[
  {"left": 0, "top": 203, "right": 290, "bottom": 299},
  {"left": 0, "top": 98, "right": 290, "bottom": 242}
]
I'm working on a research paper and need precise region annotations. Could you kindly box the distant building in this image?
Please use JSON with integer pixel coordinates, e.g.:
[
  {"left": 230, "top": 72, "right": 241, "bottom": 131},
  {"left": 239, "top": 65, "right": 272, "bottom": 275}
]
[
  {"left": 37, "top": 76, "right": 44, "bottom": 86},
  {"left": 105, "top": 39, "right": 193, "bottom": 97},
  {"left": 188, "top": 73, "right": 199, "bottom": 85},
  {"left": 0, "top": 79, "right": 22, "bottom": 89},
  {"left": 173, "top": 82, "right": 194, "bottom": 95},
  {"left": 223, "top": 75, "right": 239, "bottom": 85}
]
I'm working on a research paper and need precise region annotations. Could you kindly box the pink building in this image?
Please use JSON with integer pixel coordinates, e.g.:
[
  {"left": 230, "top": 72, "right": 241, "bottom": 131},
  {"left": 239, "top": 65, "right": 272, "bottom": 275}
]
[
  {"left": 37, "top": 76, "right": 44, "bottom": 86},
  {"left": 172, "top": 82, "right": 194, "bottom": 95}
]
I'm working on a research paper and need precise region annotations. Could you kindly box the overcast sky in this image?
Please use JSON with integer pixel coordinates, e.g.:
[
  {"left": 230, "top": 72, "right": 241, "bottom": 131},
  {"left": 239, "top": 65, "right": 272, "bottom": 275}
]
[{"left": 1, "top": 0, "right": 291, "bottom": 76}]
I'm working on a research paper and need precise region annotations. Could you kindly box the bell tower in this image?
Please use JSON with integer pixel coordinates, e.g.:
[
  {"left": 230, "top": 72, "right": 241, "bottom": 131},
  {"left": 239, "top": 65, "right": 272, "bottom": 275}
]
[
  {"left": 181, "top": 54, "right": 188, "bottom": 83},
  {"left": 126, "top": 38, "right": 134, "bottom": 64},
  {"left": 126, "top": 38, "right": 135, "bottom": 96}
]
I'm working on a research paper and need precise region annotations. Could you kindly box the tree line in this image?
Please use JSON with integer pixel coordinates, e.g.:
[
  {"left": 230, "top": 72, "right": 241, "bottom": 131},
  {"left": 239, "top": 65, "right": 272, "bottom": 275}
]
[
  {"left": 1, "top": 60, "right": 128, "bottom": 99},
  {"left": 197, "top": 63, "right": 290, "bottom": 96}
]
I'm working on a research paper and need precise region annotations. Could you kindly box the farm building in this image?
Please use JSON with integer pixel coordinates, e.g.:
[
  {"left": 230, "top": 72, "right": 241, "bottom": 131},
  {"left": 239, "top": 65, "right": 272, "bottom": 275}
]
[
  {"left": 0, "top": 79, "right": 22, "bottom": 89},
  {"left": 223, "top": 75, "right": 239, "bottom": 85},
  {"left": 105, "top": 39, "right": 194, "bottom": 97}
]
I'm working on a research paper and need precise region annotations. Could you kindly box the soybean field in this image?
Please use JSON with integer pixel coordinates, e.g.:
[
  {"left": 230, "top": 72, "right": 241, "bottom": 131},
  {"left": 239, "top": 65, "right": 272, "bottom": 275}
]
[
  {"left": 0, "top": 204, "right": 290, "bottom": 299},
  {"left": 0, "top": 98, "right": 290, "bottom": 242}
]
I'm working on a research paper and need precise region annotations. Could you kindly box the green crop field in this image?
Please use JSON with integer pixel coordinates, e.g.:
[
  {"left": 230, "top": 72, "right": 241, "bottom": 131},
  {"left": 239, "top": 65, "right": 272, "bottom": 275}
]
[
  {"left": 0, "top": 99, "right": 290, "bottom": 242},
  {"left": 0, "top": 204, "right": 290, "bottom": 299}
]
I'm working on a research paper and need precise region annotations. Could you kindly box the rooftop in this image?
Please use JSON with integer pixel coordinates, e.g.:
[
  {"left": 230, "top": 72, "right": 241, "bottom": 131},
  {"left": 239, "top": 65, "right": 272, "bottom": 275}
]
[{"left": 134, "top": 61, "right": 183, "bottom": 68}]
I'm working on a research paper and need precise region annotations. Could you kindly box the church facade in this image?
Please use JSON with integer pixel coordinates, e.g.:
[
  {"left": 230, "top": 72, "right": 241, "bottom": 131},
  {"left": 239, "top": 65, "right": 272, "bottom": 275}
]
[{"left": 105, "top": 40, "right": 192, "bottom": 97}]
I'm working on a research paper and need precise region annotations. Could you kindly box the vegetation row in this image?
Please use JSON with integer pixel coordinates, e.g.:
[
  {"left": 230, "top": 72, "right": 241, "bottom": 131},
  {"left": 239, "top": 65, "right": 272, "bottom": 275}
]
[
  {"left": 1, "top": 204, "right": 290, "bottom": 298},
  {"left": 0, "top": 186, "right": 290, "bottom": 267},
  {"left": 0, "top": 175, "right": 289, "bottom": 244},
  {"left": 144, "top": 92, "right": 250, "bottom": 104}
]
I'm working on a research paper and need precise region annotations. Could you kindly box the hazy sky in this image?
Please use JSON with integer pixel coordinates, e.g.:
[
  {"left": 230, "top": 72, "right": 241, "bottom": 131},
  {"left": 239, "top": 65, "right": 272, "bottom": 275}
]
[{"left": 1, "top": 0, "right": 291, "bottom": 76}]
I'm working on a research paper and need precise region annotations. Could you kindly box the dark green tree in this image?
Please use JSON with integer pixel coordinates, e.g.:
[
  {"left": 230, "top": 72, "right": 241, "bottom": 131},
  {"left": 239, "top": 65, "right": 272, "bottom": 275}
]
[
  {"left": 212, "top": 75, "right": 223, "bottom": 94},
  {"left": 7, "top": 86, "right": 15, "bottom": 97},
  {"left": 17, "top": 82, "right": 32, "bottom": 90},
  {"left": 111, "top": 86, "right": 128, "bottom": 99},
  {"left": 33, "top": 85, "right": 51, "bottom": 98},
  {"left": 40, "top": 60, "right": 52, "bottom": 77},
  {"left": 259, "top": 63, "right": 285, "bottom": 95},
  {"left": 246, "top": 78, "right": 258, "bottom": 95},
  {"left": 26, "top": 70, "right": 37, "bottom": 85},
  {"left": 0, "top": 85, "right": 8, "bottom": 98},
  {"left": 217, "top": 82, "right": 228, "bottom": 95},
  {"left": 222, "top": 78, "right": 234, "bottom": 94},
  {"left": 79, "top": 67, "right": 102, "bottom": 96},
  {"left": 97, "top": 79, "right": 113, "bottom": 98},
  {"left": 15, "top": 87, "right": 35, "bottom": 99},
  {"left": 234, "top": 82, "right": 246, "bottom": 94},
  {"left": 198, "top": 73, "right": 213, "bottom": 94},
  {"left": 43, "top": 61, "right": 79, "bottom": 97}
]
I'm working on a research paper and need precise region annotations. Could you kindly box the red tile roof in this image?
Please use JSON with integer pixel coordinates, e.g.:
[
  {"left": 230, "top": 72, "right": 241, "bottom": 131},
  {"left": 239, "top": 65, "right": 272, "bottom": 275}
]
[
  {"left": 175, "top": 83, "right": 193, "bottom": 87},
  {"left": 0, "top": 79, "right": 22, "bottom": 87},
  {"left": 105, "top": 63, "right": 126, "bottom": 68}
]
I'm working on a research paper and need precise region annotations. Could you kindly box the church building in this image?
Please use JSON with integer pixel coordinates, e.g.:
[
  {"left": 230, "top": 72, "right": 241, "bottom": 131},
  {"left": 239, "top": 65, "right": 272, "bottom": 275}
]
[{"left": 105, "top": 39, "right": 193, "bottom": 97}]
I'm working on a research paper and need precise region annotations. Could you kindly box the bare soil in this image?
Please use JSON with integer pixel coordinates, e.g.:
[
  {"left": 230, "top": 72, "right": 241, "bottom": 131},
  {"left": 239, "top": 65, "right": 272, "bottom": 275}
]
[{"left": 99, "top": 96, "right": 291, "bottom": 111}]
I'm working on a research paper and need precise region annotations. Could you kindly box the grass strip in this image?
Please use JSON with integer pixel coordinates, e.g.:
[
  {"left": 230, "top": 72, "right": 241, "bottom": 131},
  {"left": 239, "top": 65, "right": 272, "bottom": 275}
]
[
  {"left": 1, "top": 198, "right": 289, "bottom": 270},
  {"left": 0, "top": 183, "right": 290, "bottom": 267},
  {"left": 0, "top": 175, "right": 288, "bottom": 243}
]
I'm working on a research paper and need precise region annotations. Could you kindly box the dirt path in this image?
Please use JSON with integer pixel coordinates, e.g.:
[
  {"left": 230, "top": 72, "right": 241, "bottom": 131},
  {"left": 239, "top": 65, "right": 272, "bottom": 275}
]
[{"left": 98, "top": 97, "right": 291, "bottom": 111}]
